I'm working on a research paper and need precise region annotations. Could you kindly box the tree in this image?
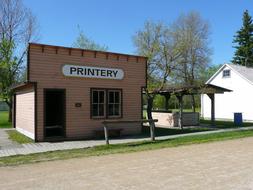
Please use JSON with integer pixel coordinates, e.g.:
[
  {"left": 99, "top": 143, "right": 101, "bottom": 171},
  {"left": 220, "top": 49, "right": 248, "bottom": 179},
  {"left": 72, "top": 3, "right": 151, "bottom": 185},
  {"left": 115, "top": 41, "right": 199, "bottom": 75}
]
[
  {"left": 0, "top": 0, "right": 38, "bottom": 121},
  {"left": 0, "top": 40, "right": 19, "bottom": 118},
  {"left": 232, "top": 10, "right": 253, "bottom": 66},
  {"left": 199, "top": 64, "right": 222, "bottom": 83},
  {"left": 73, "top": 28, "right": 108, "bottom": 51},
  {"left": 133, "top": 21, "right": 181, "bottom": 122},
  {"left": 171, "top": 12, "right": 211, "bottom": 112}
]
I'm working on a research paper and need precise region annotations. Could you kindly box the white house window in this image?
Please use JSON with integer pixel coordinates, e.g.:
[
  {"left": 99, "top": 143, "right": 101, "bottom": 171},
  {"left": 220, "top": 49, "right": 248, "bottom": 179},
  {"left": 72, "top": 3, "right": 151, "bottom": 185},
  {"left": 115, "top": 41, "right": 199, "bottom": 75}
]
[{"left": 222, "top": 70, "right": 231, "bottom": 78}]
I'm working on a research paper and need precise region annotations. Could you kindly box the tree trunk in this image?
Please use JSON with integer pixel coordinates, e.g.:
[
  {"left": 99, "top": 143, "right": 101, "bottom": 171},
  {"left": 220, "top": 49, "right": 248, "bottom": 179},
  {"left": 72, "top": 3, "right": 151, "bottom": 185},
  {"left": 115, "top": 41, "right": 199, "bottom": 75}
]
[
  {"left": 147, "top": 96, "right": 154, "bottom": 120},
  {"left": 176, "top": 94, "right": 184, "bottom": 130},
  {"left": 191, "top": 95, "right": 196, "bottom": 112},
  {"left": 164, "top": 94, "right": 170, "bottom": 111},
  {"left": 146, "top": 95, "right": 155, "bottom": 140},
  {"left": 5, "top": 100, "right": 12, "bottom": 122},
  {"left": 8, "top": 108, "right": 12, "bottom": 122}
]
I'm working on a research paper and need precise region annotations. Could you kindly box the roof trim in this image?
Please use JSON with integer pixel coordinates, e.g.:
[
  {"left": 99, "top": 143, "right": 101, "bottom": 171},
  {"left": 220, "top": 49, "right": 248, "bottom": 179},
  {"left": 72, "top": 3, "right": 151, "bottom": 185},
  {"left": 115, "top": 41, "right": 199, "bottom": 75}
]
[
  {"left": 205, "top": 64, "right": 227, "bottom": 84},
  {"left": 206, "top": 84, "right": 232, "bottom": 92},
  {"left": 29, "top": 43, "right": 147, "bottom": 60},
  {"left": 11, "top": 81, "right": 36, "bottom": 91},
  {"left": 149, "top": 84, "right": 232, "bottom": 95},
  {"left": 206, "top": 63, "right": 253, "bottom": 86}
]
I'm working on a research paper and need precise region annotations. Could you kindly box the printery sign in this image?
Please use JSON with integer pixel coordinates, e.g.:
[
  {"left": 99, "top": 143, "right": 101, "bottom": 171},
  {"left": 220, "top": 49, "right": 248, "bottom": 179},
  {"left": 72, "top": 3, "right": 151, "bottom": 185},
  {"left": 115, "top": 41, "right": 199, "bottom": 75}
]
[{"left": 62, "top": 64, "right": 124, "bottom": 80}]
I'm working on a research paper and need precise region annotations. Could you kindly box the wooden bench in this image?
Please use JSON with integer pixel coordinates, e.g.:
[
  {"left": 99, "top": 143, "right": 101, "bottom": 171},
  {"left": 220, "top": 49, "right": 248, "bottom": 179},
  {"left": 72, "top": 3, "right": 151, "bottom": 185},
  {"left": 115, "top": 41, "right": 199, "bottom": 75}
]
[
  {"left": 94, "top": 128, "right": 123, "bottom": 138},
  {"left": 102, "top": 119, "right": 158, "bottom": 145}
]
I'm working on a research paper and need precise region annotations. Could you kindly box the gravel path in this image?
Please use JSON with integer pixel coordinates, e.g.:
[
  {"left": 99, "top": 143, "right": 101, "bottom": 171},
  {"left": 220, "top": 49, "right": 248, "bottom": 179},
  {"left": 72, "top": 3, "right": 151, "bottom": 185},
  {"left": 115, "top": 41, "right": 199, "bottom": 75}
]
[{"left": 1, "top": 137, "right": 253, "bottom": 190}]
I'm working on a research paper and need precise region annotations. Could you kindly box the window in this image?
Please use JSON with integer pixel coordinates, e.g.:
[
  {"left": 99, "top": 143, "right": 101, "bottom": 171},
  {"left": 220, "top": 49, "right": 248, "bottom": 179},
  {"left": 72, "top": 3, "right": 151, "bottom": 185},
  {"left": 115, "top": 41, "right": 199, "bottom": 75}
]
[
  {"left": 108, "top": 90, "right": 121, "bottom": 117},
  {"left": 223, "top": 70, "right": 230, "bottom": 78},
  {"left": 91, "top": 89, "right": 122, "bottom": 119},
  {"left": 91, "top": 90, "right": 105, "bottom": 118}
]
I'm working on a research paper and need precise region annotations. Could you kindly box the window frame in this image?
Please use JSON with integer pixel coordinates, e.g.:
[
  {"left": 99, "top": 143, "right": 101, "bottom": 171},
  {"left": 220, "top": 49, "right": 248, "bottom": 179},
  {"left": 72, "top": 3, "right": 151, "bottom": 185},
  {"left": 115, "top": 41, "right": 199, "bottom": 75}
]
[
  {"left": 107, "top": 89, "right": 122, "bottom": 118},
  {"left": 222, "top": 69, "right": 231, "bottom": 78},
  {"left": 90, "top": 88, "right": 122, "bottom": 119},
  {"left": 91, "top": 89, "right": 106, "bottom": 119}
]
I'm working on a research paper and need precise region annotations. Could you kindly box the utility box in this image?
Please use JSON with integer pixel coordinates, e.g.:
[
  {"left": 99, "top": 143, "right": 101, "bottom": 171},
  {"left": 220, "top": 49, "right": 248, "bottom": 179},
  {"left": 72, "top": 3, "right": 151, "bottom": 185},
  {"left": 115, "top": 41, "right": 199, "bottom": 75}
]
[{"left": 234, "top": 113, "right": 243, "bottom": 126}]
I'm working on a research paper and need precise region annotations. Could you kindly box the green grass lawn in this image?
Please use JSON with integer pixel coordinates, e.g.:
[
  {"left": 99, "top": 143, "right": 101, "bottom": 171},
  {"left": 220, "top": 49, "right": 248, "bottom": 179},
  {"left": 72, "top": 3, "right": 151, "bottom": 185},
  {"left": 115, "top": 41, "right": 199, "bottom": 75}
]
[
  {"left": 6, "top": 130, "right": 33, "bottom": 144},
  {"left": 0, "top": 111, "right": 11, "bottom": 128},
  {"left": 200, "top": 119, "right": 253, "bottom": 128},
  {"left": 1, "top": 129, "right": 253, "bottom": 166}
]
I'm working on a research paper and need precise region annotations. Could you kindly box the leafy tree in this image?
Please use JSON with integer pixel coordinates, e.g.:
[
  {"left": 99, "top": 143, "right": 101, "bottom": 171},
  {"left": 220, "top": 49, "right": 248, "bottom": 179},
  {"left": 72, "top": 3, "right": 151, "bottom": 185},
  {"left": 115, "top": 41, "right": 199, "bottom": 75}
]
[
  {"left": 134, "top": 12, "right": 212, "bottom": 120},
  {"left": 0, "top": 40, "right": 20, "bottom": 117},
  {"left": 232, "top": 10, "right": 253, "bottom": 66},
  {"left": 73, "top": 28, "right": 108, "bottom": 51},
  {"left": 172, "top": 12, "right": 211, "bottom": 112},
  {"left": 133, "top": 21, "right": 181, "bottom": 122},
  {"left": 0, "top": 0, "right": 38, "bottom": 121},
  {"left": 199, "top": 64, "right": 222, "bottom": 83}
]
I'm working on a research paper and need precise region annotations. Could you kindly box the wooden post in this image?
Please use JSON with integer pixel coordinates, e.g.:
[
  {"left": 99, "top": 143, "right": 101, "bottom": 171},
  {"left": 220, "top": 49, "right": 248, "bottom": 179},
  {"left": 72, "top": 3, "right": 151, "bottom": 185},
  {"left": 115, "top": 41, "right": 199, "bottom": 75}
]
[
  {"left": 103, "top": 123, "right": 109, "bottom": 145},
  {"left": 150, "top": 120, "right": 155, "bottom": 141},
  {"left": 164, "top": 94, "right": 170, "bottom": 111},
  {"left": 176, "top": 94, "right": 184, "bottom": 129},
  {"left": 207, "top": 94, "right": 215, "bottom": 126}
]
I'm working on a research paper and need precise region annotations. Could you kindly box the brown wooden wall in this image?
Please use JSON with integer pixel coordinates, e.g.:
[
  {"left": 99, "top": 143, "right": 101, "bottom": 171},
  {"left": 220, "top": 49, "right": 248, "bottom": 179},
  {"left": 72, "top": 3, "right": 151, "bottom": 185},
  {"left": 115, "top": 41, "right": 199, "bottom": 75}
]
[{"left": 29, "top": 44, "right": 146, "bottom": 141}]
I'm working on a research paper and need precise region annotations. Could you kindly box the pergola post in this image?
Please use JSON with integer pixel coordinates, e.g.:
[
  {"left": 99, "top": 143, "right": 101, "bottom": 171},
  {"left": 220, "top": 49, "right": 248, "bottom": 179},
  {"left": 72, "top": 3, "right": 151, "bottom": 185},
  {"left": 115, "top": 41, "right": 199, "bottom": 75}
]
[
  {"left": 207, "top": 93, "right": 215, "bottom": 126},
  {"left": 176, "top": 94, "right": 184, "bottom": 129},
  {"left": 164, "top": 94, "right": 170, "bottom": 111}
]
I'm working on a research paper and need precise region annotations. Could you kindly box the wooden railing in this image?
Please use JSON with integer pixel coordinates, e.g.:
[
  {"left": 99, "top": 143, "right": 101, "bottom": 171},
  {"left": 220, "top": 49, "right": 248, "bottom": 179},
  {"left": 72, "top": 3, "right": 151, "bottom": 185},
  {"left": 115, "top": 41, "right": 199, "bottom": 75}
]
[{"left": 102, "top": 119, "right": 158, "bottom": 145}]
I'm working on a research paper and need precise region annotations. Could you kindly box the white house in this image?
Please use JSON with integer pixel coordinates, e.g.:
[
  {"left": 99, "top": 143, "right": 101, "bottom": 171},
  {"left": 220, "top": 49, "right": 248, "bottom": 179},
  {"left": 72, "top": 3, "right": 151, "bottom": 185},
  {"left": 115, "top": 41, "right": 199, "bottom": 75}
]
[{"left": 201, "top": 64, "right": 253, "bottom": 121}]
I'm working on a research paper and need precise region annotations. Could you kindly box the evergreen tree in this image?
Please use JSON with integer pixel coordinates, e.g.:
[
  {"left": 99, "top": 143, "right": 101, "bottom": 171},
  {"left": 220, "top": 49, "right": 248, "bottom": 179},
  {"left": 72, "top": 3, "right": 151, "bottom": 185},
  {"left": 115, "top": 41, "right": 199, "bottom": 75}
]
[{"left": 232, "top": 10, "right": 253, "bottom": 66}]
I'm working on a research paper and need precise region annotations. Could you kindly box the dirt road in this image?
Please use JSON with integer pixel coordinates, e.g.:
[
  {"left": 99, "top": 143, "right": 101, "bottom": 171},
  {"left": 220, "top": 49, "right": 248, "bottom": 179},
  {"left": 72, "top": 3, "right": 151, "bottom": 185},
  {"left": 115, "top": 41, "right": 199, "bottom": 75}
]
[{"left": 1, "top": 137, "right": 253, "bottom": 190}]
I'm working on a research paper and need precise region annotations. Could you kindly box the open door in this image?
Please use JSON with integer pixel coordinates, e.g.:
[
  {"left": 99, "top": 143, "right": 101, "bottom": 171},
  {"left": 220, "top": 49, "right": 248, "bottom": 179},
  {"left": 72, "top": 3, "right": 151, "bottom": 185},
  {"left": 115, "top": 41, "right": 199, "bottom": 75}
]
[{"left": 44, "top": 89, "right": 65, "bottom": 139}]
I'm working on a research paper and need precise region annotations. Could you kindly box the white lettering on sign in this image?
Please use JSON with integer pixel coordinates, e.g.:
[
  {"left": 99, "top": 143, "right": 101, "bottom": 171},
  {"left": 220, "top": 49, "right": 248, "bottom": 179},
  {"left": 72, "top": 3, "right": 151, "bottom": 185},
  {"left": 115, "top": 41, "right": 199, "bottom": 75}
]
[{"left": 62, "top": 64, "right": 124, "bottom": 80}]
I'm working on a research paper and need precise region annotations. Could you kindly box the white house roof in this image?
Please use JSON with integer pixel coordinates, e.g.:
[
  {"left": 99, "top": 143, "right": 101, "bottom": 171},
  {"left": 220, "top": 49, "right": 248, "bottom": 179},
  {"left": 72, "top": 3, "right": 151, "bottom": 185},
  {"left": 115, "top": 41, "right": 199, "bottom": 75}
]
[
  {"left": 229, "top": 64, "right": 253, "bottom": 83},
  {"left": 206, "top": 63, "right": 253, "bottom": 85}
]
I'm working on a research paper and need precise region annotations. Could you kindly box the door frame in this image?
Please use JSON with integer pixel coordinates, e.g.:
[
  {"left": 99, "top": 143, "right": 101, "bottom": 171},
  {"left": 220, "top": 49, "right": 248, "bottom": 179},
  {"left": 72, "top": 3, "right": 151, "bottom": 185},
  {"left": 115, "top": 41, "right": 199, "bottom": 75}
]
[{"left": 43, "top": 88, "right": 66, "bottom": 141}]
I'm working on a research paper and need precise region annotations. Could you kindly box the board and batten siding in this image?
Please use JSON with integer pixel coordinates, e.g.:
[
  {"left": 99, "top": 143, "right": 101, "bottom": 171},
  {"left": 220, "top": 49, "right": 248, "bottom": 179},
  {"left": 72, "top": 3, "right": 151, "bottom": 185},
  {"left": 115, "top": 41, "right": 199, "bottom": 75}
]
[
  {"left": 29, "top": 44, "right": 146, "bottom": 141},
  {"left": 16, "top": 88, "right": 35, "bottom": 139},
  {"left": 201, "top": 65, "right": 253, "bottom": 121}
]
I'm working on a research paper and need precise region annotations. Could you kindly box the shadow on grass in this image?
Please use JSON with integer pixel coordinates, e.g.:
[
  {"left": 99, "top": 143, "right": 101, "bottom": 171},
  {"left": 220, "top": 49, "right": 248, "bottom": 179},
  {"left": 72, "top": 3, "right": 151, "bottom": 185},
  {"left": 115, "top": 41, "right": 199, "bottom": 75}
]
[{"left": 141, "top": 125, "right": 210, "bottom": 137}]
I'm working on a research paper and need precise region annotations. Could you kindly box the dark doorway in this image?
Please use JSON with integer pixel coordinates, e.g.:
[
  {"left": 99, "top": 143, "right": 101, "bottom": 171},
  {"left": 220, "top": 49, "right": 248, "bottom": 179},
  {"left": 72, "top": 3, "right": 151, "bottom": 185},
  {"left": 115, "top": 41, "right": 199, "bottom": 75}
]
[{"left": 44, "top": 89, "right": 65, "bottom": 139}]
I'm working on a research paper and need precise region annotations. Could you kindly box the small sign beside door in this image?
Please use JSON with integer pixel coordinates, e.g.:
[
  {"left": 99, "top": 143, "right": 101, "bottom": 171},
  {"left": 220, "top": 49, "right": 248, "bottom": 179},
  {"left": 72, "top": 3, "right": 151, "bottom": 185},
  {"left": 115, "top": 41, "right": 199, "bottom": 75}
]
[
  {"left": 62, "top": 64, "right": 124, "bottom": 80},
  {"left": 75, "top": 103, "right": 82, "bottom": 107}
]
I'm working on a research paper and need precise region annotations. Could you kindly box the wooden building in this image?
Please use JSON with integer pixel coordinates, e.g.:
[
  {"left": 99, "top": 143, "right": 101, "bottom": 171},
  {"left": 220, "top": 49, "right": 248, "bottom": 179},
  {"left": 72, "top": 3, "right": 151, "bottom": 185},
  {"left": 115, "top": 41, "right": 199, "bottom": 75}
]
[
  {"left": 12, "top": 43, "right": 147, "bottom": 142},
  {"left": 202, "top": 64, "right": 253, "bottom": 121}
]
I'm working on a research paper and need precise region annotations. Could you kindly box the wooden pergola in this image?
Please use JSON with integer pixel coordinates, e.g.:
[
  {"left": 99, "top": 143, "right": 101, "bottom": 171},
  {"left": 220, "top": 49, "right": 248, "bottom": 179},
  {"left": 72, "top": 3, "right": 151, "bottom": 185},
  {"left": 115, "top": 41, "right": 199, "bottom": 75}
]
[{"left": 149, "top": 84, "right": 232, "bottom": 128}]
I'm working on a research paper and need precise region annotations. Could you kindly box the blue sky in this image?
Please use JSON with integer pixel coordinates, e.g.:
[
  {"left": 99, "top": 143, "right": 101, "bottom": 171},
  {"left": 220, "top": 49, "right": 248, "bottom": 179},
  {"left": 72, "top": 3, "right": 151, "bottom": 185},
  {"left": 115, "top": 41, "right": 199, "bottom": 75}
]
[{"left": 23, "top": 0, "right": 253, "bottom": 65}]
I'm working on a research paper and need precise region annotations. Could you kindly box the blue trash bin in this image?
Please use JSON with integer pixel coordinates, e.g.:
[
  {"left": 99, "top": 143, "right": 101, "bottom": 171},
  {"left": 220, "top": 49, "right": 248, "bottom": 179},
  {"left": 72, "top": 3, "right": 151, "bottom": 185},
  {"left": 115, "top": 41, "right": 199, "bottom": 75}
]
[{"left": 234, "top": 113, "right": 243, "bottom": 126}]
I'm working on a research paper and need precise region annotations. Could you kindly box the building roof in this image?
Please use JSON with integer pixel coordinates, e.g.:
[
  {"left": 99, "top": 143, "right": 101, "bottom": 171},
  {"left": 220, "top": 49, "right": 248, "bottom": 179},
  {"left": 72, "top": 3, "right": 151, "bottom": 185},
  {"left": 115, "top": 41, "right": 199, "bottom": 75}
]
[
  {"left": 229, "top": 64, "right": 253, "bottom": 84},
  {"left": 206, "top": 63, "right": 253, "bottom": 85},
  {"left": 29, "top": 43, "right": 147, "bottom": 60},
  {"left": 11, "top": 82, "right": 36, "bottom": 91}
]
